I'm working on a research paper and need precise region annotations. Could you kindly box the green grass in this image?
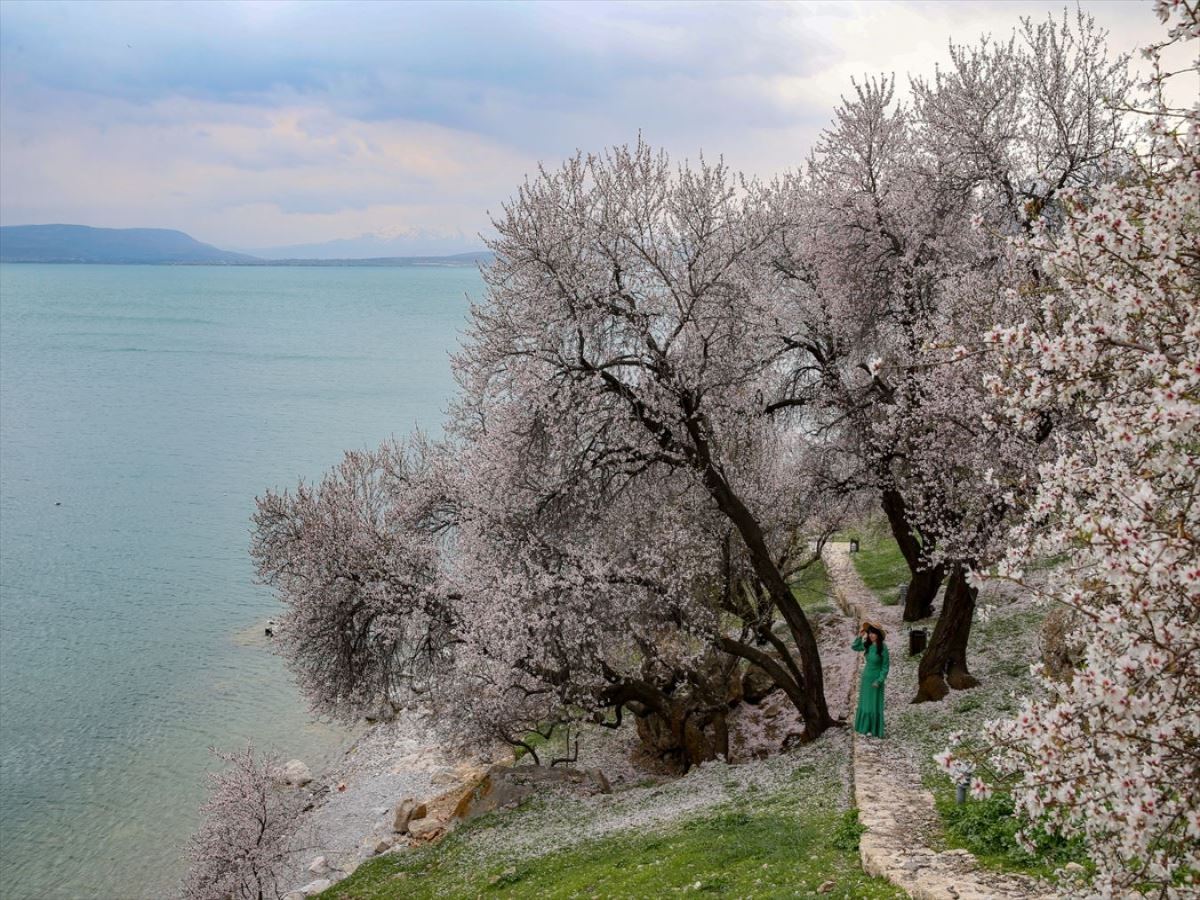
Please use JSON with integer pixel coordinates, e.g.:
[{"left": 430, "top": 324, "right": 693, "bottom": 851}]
[
  {"left": 791, "top": 557, "right": 834, "bottom": 614},
  {"left": 935, "top": 790, "right": 1090, "bottom": 879},
  {"left": 848, "top": 526, "right": 910, "bottom": 606},
  {"left": 323, "top": 806, "right": 902, "bottom": 899},
  {"left": 321, "top": 752, "right": 904, "bottom": 900}
]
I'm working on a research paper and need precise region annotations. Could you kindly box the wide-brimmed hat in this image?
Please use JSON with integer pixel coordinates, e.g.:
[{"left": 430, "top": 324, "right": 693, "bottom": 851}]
[{"left": 861, "top": 620, "right": 887, "bottom": 637}]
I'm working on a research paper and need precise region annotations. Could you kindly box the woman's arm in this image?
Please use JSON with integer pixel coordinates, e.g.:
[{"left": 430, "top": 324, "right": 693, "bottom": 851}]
[{"left": 851, "top": 636, "right": 865, "bottom": 651}]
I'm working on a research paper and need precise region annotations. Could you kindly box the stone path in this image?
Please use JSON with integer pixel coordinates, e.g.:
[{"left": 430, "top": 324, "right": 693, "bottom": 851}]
[{"left": 823, "top": 544, "right": 1055, "bottom": 900}]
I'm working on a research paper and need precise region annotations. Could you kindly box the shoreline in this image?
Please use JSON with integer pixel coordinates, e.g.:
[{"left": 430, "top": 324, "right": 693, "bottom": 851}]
[{"left": 278, "top": 708, "right": 501, "bottom": 896}]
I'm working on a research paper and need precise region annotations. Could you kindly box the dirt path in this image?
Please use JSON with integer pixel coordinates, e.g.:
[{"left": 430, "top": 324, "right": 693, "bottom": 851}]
[{"left": 823, "top": 544, "right": 1055, "bottom": 900}]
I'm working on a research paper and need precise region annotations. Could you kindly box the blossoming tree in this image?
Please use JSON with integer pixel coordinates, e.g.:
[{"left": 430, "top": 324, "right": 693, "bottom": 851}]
[
  {"left": 252, "top": 146, "right": 858, "bottom": 767},
  {"left": 182, "top": 747, "right": 304, "bottom": 900},
  {"left": 938, "top": 3, "right": 1199, "bottom": 892},
  {"left": 769, "top": 11, "right": 1133, "bottom": 700}
]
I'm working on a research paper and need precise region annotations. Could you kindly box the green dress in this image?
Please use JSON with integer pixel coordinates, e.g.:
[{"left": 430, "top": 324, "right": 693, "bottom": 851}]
[{"left": 852, "top": 637, "right": 889, "bottom": 738}]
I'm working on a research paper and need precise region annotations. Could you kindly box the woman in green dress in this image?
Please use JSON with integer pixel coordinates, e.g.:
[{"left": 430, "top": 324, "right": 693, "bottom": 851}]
[{"left": 852, "top": 622, "right": 889, "bottom": 738}]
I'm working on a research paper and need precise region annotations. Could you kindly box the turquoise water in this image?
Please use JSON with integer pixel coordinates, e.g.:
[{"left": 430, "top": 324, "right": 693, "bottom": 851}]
[{"left": 0, "top": 264, "right": 480, "bottom": 899}]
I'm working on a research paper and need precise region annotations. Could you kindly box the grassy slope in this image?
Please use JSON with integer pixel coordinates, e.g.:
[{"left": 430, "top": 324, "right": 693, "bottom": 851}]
[
  {"left": 846, "top": 526, "right": 909, "bottom": 607},
  {"left": 323, "top": 734, "right": 902, "bottom": 899}
]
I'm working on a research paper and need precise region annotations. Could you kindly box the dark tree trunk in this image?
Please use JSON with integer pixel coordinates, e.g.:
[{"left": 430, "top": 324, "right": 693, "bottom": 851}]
[
  {"left": 914, "top": 564, "right": 980, "bottom": 703},
  {"left": 602, "top": 676, "right": 730, "bottom": 772},
  {"left": 881, "top": 487, "right": 944, "bottom": 621},
  {"left": 700, "top": 465, "right": 834, "bottom": 739},
  {"left": 634, "top": 701, "right": 730, "bottom": 773},
  {"left": 904, "top": 564, "right": 944, "bottom": 621},
  {"left": 596, "top": 379, "right": 833, "bottom": 740}
]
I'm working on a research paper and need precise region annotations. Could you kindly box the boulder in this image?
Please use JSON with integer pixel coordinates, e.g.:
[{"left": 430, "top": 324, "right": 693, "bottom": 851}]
[
  {"left": 300, "top": 879, "right": 331, "bottom": 896},
  {"left": 453, "top": 764, "right": 611, "bottom": 821},
  {"left": 392, "top": 799, "right": 428, "bottom": 834},
  {"left": 364, "top": 700, "right": 396, "bottom": 723},
  {"left": 283, "top": 892, "right": 306, "bottom": 900},
  {"left": 407, "top": 817, "right": 442, "bottom": 839},
  {"left": 430, "top": 769, "right": 458, "bottom": 785},
  {"left": 281, "top": 759, "right": 312, "bottom": 787}
]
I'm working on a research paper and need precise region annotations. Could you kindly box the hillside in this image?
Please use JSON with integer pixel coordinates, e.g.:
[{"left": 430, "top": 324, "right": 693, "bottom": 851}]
[{"left": 0, "top": 224, "right": 257, "bottom": 264}]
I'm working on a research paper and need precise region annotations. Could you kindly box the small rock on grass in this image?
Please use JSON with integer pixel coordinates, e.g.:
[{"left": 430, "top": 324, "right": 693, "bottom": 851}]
[{"left": 818, "top": 880, "right": 836, "bottom": 893}]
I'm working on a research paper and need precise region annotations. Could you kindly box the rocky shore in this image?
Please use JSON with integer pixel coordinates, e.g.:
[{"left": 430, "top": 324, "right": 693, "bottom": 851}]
[{"left": 274, "top": 709, "right": 505, "bottom": 898}]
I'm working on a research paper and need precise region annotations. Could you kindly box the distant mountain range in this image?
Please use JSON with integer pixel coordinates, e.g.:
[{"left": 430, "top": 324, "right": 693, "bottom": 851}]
[
  {"left": 243, "top": 228, "right": 484, "bottom": 261},
  {"left": 0, "top": 225, "right": 489, "bottom": 266},
  {"left": 0, "top": 224, "right": 256, "bottom": 264}
]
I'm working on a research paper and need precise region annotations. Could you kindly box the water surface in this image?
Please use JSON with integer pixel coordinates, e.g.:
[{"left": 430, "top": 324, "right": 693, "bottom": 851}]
[{"left": 0, "top": 263, "right": 479, "bottom": 899}]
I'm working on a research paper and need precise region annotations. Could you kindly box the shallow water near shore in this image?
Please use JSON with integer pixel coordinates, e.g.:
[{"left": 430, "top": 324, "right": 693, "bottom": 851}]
[{"left": 0, "top": 263, "right": 480, "bottom": 899}]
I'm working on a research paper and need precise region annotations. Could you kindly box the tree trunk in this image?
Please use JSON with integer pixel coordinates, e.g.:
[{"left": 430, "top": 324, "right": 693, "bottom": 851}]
[
  {"left": 904, "top": 564, "right": 944, "bottom": 621},
  {"left": 881, "top": 487, "right": 943, "bottom": 621},
  {"left": 700, "top": 465, "right": 833, "bottom": 738},
  {"left": 633, "top": 698, "right": 730, "bottom": 773},
  {"left": 914, "top": 564, "right": 980, "bottom": 703}
]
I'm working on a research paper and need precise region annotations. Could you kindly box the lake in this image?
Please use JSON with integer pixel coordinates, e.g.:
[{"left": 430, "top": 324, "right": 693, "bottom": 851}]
[{"left": 0, "top": 263, "right": 481, "bottom": 899}]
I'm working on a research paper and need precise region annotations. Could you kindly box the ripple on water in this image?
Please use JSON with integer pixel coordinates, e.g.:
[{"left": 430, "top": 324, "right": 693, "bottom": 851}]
[{"left": 0, "top": 263, "right": 478, "bottom": 899}]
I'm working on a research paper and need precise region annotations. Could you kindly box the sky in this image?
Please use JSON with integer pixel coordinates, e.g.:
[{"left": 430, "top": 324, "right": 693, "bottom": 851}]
[{"left": 0, "top": 0, "right": 1185, "bottom": 256}]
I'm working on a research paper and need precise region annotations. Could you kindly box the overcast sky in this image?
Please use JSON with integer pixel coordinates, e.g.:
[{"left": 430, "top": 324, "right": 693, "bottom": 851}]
[{"left": 0, "top": 0, "right": 1182, "bottom": 252}]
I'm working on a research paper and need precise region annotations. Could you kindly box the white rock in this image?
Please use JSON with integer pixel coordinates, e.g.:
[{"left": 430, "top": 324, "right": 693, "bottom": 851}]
[
  {"left": 307, "top": 856, "right": 328, "bottom": 875},
  {"left": 282, "top": 759, "right": 312, "bottom": 786},
  {"left": 430, "top": 769, "right": 457, "bottom": 785},
  {"left": 282, "top": 892, "right": 305, "bottom": 900},
  {"left": 300, "top": 879, "right": 331, "bottom": 896}
]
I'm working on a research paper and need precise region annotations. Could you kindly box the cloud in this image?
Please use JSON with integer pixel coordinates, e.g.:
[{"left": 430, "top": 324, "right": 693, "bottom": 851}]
[{"left": 0, "top": 0, "right": 1187, "bottom": 251}]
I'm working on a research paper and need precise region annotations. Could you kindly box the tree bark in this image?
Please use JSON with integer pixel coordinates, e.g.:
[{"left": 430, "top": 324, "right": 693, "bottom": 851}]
[
  {"left": 914, "top": 564, "right": 980, "bottom": 703},
  {"left": 701, "top": 464, "right": 834, "bottom": 738},
  {"left": 881, "top": 487, "right": 943, "bottom": 621},
  {"left": 904, "top": 564, "right": 944, "bottom": 621}
]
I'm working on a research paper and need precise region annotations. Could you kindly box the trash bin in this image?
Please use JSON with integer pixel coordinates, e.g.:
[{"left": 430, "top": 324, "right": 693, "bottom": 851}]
[
  {"left": 909, "top": 628, "right": 927, "bottom": 656},
  {"left": 848, "top": 539, "right": 859, "bottom": 553}
]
